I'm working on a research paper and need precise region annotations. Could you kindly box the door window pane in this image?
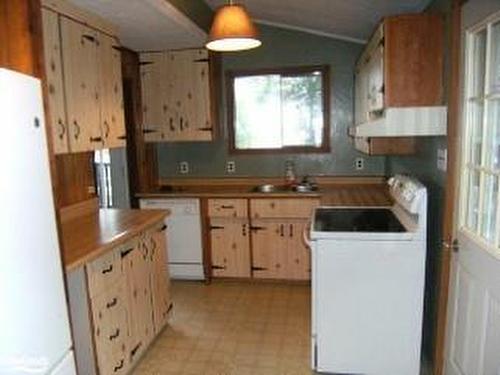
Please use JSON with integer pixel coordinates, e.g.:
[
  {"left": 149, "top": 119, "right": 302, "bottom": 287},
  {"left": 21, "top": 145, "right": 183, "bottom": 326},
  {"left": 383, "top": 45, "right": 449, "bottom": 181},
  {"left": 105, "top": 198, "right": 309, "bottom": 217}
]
[
  {"left": 485, "top": 100, "right": 500, "bottom": 170},
  {"left": 480, "top": 174, "right": 498, "bottom": 242},
  {"left": 489, "top": 22, "right": 500, "bottom": 94},
  {"left": 469, "top": 101, "right": 484, "bottom": 165},
  {"left": 469, "top": 29, "right": 487, "bottom": 98},
  {"left": 466, "top": 170, "right": 481, "bottom": 232}
]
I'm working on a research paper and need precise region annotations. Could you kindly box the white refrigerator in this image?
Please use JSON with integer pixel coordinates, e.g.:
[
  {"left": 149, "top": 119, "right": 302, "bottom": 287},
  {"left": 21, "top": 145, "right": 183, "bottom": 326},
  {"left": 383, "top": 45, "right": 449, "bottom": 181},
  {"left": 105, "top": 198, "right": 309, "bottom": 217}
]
[{"left": 0, "top": 69, "right": 76, "bottom": 375}]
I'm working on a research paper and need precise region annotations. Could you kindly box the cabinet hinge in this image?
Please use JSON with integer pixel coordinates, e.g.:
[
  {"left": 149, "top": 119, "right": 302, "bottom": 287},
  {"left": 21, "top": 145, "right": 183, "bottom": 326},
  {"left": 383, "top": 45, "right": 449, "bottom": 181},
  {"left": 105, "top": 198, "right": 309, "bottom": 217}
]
[
  {"left": 251, "top": 266, "right": 267, "bottom": 271},
  {"left": 209, "top": 225, "right": 225, "bottom": 231},
  {"left": 250, "top": 226, "right": 266, "bottom": 232}
]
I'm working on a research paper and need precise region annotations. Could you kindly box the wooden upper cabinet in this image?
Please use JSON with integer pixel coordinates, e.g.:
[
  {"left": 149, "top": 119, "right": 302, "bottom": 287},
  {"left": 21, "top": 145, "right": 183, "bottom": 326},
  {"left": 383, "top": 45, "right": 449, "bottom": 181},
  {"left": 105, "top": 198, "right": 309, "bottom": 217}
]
[
  {"left": 41, "top": 9, "right": 69, "bottom": 154},
  {"left": 140, "top": 52, "right": 165, "bottom": 142},
  {"left": 140, "top": 48, "right": 214, "bottom": 143},
  {"left": 60, "top": 17, "right": 102, "bottom": 152},
  {"left": 355, "top": 13, "right": 443, "bottom": 125},
  {"left": 42, "top": 3, "right": 126, "bottom": 153},
  {"left": 98, "top": 33, "right": 126, "bottom": 149},
  {"left": 384, "top": 14, "right": 444, "bottom": 107}
]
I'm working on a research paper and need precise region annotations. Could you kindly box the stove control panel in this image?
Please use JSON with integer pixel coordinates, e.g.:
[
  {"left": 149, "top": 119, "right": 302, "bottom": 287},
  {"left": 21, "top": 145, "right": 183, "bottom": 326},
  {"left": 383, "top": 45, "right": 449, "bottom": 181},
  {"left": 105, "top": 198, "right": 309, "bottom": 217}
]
[{"left": 388, "top": 175, "right": 426, "bottom": 214}]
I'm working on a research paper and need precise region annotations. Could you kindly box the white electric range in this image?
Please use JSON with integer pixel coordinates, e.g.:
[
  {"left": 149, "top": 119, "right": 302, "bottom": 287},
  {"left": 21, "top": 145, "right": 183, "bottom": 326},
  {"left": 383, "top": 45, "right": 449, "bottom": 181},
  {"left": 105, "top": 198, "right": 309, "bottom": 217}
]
[{"left": 310, "top": 175, "right": 427, "bottom": 375}]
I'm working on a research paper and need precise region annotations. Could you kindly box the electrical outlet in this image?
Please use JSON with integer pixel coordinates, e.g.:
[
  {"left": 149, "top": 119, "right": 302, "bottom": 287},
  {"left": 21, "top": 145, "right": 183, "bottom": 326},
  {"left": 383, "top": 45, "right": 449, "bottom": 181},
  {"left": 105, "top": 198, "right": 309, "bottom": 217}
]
[
  {"left": 437, "top": 148, "right": 447, "bottom": 172},
  {"left": 355, "top": 157, "right": 365, "bottom": 171},
  {"left": 179, "top": 161, "right": 189, "bottom": 174},
  {"left": 226, "top": 161, "right": 236, "bottom": 173}
]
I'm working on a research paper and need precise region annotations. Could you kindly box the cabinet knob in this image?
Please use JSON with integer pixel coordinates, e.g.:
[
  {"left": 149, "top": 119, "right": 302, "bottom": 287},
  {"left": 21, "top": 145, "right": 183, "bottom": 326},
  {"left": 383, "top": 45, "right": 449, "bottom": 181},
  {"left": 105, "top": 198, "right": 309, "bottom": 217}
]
[
  {"left": 73, "top": 120, "right": 80, "bottom": 139},
  {"left": 113, "top": 359, "right": 124, "bottom": 372}
]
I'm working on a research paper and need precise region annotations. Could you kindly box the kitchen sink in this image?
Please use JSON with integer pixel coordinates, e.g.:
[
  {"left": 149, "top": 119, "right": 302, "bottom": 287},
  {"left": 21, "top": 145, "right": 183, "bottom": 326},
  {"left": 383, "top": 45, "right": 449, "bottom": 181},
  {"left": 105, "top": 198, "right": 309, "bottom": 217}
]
[{"left": 251, "top": 183, "right": 318, "bottom": 193}]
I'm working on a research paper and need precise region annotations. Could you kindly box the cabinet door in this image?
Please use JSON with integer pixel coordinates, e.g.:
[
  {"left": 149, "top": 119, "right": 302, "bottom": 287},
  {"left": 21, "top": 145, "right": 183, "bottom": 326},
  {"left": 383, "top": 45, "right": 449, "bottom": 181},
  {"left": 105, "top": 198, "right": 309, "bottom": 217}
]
[
  {"left": 121, "top": 243, "right": 153, "bottom": 364},
  {"left": 285, "top": 221, "right": 311, "bottom": 280},
  {"left": 250, "top": 220, "right": 287, "bottom": 279},
  {"left": 99, "top": 33, "right": 126, "bottom": 149},
  {"left": 41, "top": 9, "right": 69, "bottom": 154},
  {"left": 140, "top": 52, "right": 165, "bottom": 142},
  {"left": 186, "top": 49, "right": 213, "bottom": 141},
  {"left": 367, "top": 44, "right": 384, "bottom": 114},
  {"left": 60, "top": 17, "right": 102, "bottom": 152},
  {"left": 210, "top": 218, "right": 251, "bottom": 278},
  {"left": 148, "top": 224, "right": 171, "bottom": 333}
]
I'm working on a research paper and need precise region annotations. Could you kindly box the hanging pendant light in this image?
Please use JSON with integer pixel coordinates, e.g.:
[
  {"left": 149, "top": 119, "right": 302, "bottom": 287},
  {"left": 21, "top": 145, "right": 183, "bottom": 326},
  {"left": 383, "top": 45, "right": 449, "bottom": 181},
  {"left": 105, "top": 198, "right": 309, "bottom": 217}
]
[{"left": 206, "top": 1, "right": 262, "bottom": 52}]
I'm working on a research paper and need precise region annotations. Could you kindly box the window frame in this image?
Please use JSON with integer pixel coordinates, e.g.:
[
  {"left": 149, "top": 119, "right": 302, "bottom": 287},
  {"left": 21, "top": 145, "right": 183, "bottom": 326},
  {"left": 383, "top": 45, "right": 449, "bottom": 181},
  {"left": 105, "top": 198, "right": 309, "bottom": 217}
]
[
  {"left": 226, "top": 65, "right": 331, "bottom": 155},
  {"left": 459, "top": 11, "right": 500, "bottom": 254}
]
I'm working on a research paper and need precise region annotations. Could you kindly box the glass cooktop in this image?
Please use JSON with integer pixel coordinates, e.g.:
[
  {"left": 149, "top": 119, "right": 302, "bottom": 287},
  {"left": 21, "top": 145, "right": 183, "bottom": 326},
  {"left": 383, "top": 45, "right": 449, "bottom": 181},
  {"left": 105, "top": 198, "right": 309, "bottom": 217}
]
[{"left": 313, "top": 208, "right": 406, "bottom": 233}]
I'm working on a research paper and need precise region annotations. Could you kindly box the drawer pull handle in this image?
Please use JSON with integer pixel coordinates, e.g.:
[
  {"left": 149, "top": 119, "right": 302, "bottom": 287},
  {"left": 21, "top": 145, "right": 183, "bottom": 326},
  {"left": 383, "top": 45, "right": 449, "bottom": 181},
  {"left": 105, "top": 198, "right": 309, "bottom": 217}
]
[
  {"left": 101, "top": 265, "right": 113, "bottom": 274},
  {"left": 113, "top": 359, "right": 124, "bottom": 372},
  {"left": 209, "top": 225, "right": 225, "bottom": 231},
  {"left": 212, "top": 265, "right": 226, "bottom": 270},
  {"left": 280, "top": 224, "right": 284, "bottom": 237},
  {"left": 90, "top": 136, "right": 102, "bottom": 143},
  {"left": 142, "top": 128, "right": 158, "bottom": 134},
  {"left": 251, "top": 266, "right": 267, "bottom": 271},
  {"left": 117, "top": 134, "right": 127, "bottom": 140},
  {"left": 120, "top": 248, "right": 133, "bottom": 258},
  {"left": 220, "top": 205, "right": 234, "bottom": 209},
  {"left": 289, "top": 224, "right": 293, "bottom": 238},
  {"left": 130, "top": 342, "right": 142, "bottom": 358},
  {"left": 106, "top": 298, "right": 117, "bottom": 309},
  {"left": 158, "top": 224, "right": 167, "bottom": 232},
  {"left": 109, "top": 328, "right": 120, "bottom": 340}
]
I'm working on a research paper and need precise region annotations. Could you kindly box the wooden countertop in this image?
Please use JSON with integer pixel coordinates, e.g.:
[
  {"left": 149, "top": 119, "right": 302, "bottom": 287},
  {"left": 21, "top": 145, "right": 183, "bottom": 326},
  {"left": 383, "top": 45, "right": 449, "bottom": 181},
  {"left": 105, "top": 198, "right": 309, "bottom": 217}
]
[
  {"left": 136, "top": 183, "right": 392, "bottom": 207},
  {"left": 61, "top": 208, "right": 169, "bottom": 272}
]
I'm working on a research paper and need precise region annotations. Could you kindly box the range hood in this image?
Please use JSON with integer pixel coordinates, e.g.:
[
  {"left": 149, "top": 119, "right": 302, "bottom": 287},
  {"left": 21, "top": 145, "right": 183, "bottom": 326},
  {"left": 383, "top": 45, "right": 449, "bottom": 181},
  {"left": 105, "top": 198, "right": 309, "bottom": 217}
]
[{"left": 350, "top": 106, "right": 448, "bottom": 137}]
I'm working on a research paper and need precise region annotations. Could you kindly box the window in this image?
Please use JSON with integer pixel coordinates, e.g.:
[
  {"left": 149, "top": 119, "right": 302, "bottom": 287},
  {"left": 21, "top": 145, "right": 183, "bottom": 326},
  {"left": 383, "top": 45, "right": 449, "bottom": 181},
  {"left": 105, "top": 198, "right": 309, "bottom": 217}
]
[
  {"left": 460, "top": 15, "right": 500, "bottom": 251},
  {"left": 227, "top": 66, "right": 330, "bottom": 153}
]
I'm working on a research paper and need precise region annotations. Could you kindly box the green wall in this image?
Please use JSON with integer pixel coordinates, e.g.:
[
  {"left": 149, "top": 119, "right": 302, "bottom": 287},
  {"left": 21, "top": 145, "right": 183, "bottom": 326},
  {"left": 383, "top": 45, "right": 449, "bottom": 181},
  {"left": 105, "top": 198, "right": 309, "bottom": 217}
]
[
  {"left": 156, "top": 24, "right": 386, "bottom": 178},
  {"left": 168, "top": 0, "right": 214, "bottom": 32}
]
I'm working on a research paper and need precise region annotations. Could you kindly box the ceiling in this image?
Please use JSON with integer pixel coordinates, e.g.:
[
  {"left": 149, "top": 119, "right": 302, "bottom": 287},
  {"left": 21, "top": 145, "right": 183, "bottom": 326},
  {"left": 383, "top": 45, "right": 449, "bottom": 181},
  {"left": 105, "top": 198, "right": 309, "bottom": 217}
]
[
  {"left": 205, "top": 0, "right": 432, "bottom": 43},
  {"left": 68, "top": 0, "right": 431, "bottom": 50},
  {"left": 68, "top": 0, "right": 207, "bottom": 51}
]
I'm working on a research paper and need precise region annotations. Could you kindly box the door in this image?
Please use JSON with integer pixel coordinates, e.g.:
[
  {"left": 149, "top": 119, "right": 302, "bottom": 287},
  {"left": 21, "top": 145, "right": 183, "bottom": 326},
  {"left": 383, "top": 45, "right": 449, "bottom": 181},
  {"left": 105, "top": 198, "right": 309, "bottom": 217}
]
[
  {"left": 445, "top": 11, "right": 500, "bottom": 375},
  {"left": 99, "top": 33, "right": 126, "bottom": 149},
  {"left": 210, "top": 218, "right": 251, "bottom": 278},
  {"left": 60, "top": 17, "right": 102, "bottom": 152}
]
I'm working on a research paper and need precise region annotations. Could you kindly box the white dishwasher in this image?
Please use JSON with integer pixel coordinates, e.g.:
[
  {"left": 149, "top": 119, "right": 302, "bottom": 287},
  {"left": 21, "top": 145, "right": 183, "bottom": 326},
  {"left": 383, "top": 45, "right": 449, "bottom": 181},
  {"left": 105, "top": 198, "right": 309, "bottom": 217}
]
[{"left": 140, "top": 198, "right": 204, "bottom": 280}]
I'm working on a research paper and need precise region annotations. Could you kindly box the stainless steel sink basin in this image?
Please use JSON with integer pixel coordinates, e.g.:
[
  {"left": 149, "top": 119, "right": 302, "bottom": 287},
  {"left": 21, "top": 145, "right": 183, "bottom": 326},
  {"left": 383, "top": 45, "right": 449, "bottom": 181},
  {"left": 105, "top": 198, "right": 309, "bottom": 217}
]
[{"left": 252, "top": 183, "right": 317, "bottom": 193}]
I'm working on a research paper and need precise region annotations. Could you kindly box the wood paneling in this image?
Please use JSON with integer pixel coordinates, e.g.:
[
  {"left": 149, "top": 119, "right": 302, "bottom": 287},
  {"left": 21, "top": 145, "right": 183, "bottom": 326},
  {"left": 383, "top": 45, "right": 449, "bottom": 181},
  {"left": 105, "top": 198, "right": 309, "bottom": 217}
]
[
  {"left": 385, "top": 14, "right": 444, "bottom": 107},
  {"left": 55, "top": 152, "right": 96, "bottom": 207},
  {"left": 121, "top": 48, "right": 158, "bottom": 205}
]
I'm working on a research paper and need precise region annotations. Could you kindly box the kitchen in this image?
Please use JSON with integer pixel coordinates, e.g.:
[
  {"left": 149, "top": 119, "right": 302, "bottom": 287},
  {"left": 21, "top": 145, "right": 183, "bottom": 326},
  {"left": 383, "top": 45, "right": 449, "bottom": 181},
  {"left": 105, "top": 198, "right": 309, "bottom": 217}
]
[{"left": 1, "top": 0, "right": 500, "bottom": 375}]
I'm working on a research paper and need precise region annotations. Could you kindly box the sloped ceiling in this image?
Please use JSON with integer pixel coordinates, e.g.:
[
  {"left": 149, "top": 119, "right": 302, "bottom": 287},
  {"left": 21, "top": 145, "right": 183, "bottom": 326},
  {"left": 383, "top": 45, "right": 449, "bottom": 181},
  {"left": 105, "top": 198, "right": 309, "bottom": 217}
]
[
  {"left": 205, "top": 0, "right": 432, "bottom": 43},
  {"left": 67, "top": 0, "right": 208, "bottom": 51}
]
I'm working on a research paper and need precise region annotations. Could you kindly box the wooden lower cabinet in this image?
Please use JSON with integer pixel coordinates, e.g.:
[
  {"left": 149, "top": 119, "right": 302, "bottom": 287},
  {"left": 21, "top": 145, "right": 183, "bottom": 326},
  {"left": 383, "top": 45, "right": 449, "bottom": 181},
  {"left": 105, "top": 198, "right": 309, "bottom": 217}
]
[
  {"left": 81, "top": 221, "right": 171, "bottom": 375},
  {"left": 210, "top": 218, "right": 251, "bottom": 278},
  {"left": 250, "top": 219, "right": 310, "bottom": 280}
]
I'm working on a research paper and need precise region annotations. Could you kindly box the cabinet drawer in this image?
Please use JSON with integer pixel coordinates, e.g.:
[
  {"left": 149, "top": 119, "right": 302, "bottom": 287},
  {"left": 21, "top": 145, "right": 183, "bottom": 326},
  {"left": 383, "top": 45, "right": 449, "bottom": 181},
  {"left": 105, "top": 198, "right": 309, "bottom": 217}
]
[
  {"left": 250, "top": 199, "right": 319, "bottom": 219},
  {"left": 86, "top": 249, "right": 121, "bottom": 298},
  {"left": 91, "top": 284, "right": 129, "bottom": 375},
  {"left": 208, "top": 199, "right": 248, "bottom": 218}
]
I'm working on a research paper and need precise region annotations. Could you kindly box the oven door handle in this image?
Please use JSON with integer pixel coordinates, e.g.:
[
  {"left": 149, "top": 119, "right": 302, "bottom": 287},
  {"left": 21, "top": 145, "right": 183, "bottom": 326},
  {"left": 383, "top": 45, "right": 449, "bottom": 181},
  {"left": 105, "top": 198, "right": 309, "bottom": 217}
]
[{"left": 302, "top": 222, "right": 312, "bottom": 249}]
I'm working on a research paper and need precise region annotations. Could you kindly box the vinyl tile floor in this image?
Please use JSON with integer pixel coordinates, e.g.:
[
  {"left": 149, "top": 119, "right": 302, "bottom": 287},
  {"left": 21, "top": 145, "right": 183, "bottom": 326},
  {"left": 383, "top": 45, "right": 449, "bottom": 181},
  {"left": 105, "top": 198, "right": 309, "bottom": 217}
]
[
  {"left": 132, "top": 280, "right": 432, "bottom": 375},
  {"left": 132, "top": 280, "right": 311, "bottom": 375}
]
